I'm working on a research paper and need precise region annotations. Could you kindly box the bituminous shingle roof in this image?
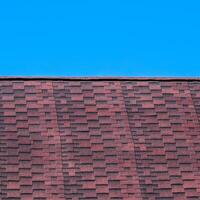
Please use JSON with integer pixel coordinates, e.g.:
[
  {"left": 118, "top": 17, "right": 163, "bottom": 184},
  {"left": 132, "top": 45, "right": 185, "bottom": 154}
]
[{"left": 1, "top": 77, "right": 200, "bottom": 199}]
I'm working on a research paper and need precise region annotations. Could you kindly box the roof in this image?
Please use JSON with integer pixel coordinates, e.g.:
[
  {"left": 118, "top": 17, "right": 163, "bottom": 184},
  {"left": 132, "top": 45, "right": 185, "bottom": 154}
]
[{"left": 1, "top": 77, "right": 200, "bottom": 199}]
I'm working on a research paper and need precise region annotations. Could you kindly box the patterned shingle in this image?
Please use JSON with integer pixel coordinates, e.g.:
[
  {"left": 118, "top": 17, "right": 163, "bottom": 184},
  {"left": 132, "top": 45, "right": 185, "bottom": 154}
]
[{"left": 1, "top": 78, "right": 200, "bottom": 199}]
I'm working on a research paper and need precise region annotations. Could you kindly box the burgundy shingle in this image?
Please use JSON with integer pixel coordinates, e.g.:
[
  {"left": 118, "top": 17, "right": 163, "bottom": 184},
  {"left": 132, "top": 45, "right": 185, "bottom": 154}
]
[{"left": 1, "top": 78, "right": 200, "bottom": 199}]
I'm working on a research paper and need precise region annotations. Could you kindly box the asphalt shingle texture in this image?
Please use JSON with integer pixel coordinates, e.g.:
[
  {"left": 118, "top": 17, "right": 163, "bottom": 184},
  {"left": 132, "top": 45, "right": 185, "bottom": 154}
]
[{"left": 1, "top": 79, "right": 200, "bottom": 199}]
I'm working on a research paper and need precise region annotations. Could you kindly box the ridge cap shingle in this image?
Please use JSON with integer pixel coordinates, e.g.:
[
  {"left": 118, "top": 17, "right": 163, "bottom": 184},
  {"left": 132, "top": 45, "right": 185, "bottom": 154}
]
[{"left": 0, "top": 76, "right": 200, "bottom": 81}]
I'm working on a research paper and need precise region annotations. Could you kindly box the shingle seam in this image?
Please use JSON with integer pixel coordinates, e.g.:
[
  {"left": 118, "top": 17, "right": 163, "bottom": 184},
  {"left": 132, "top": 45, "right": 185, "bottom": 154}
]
[
  {"left": 36, "top": 81, "right": 65, "bottom": 199},
  {"left": 48, "top": 81, "right": 66, "bottom": 199},
  {"left": 35, "top": 82, "right": 53, "bottom": 199},
  {"left": 52, "top": 81, "right": 84, "bottom": 199},
  {"left": 118, "top": 81, "right": 144, "bottom": 199},
  {"left": 120, "top": 81, "right": 145, "bottom": 200}
]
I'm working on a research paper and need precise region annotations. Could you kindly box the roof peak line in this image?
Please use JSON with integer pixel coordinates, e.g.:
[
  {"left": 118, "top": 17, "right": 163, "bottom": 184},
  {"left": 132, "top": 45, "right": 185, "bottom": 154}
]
[{"left": 0, "top": 76, "right": 199, "bottom": 81}]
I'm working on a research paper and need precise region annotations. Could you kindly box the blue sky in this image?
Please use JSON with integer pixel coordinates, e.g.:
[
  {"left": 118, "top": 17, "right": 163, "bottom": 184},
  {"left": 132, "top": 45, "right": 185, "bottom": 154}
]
[{"left": 0, "top": 0, "right": 199, "bottom": 76}]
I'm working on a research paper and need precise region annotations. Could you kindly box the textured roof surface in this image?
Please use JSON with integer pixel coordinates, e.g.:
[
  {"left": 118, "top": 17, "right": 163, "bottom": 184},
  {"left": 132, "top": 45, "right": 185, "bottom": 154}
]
[{"left": 1, "top": 78, "right": 200, "bottom": 199}]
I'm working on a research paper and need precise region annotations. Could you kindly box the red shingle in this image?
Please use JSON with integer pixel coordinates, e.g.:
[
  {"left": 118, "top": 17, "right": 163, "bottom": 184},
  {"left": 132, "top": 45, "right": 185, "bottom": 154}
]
[{"left": 1, "top": 78, "right": 200, "bottom": 199}]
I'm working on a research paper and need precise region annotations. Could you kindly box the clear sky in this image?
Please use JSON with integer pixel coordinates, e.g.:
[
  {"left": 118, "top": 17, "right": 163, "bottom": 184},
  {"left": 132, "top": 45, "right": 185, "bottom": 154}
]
[{"left": 0, "top": 1, "right": 199, "bottom": 77}]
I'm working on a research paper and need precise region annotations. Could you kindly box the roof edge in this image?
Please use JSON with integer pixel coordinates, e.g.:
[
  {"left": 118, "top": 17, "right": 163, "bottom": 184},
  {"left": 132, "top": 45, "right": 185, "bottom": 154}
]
[{"left": 0, "top": 76, "right": 200, "bottom": 81}]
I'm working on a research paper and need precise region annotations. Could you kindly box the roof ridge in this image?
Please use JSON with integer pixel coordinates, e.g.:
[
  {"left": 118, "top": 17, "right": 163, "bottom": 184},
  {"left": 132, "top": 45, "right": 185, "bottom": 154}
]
[{"left": 0, "top": 76, "right": 199, "bottom": 81}]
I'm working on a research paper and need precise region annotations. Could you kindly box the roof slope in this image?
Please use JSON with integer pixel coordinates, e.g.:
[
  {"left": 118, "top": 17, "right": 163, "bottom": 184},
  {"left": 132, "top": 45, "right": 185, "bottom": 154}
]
[{"left": 1, "top": 78, "right": 200, "bottom": 199}]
